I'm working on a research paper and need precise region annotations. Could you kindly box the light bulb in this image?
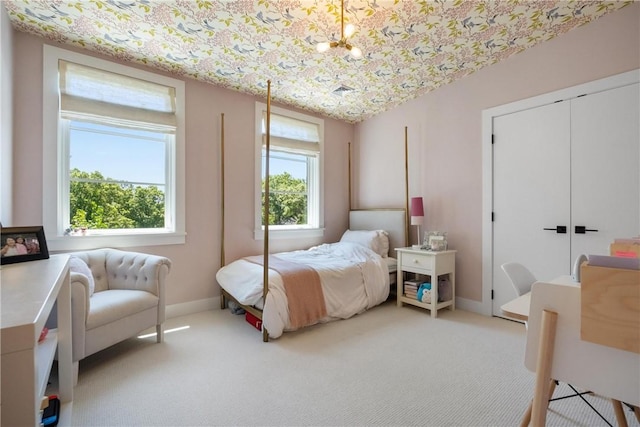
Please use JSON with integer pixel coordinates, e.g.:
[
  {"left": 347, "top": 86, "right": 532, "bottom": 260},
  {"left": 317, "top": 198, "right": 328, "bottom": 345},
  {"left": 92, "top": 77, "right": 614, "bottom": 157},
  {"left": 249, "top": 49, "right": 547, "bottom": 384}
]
[
  {"left": 317, "top": 42, "right": 331, "bottom": 53},
  {"left": 344, "top": 23, "right": 356, "bottom": 38},
  {"left": 350, "top": 46, "right": 362, "bottom": 59}
]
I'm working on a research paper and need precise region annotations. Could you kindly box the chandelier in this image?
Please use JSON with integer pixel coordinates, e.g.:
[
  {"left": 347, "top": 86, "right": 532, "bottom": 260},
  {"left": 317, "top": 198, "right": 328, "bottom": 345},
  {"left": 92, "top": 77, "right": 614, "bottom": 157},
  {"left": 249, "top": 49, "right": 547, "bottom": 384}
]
[{"left": 316, "top": 0, "right": 362, "bottom": 59}]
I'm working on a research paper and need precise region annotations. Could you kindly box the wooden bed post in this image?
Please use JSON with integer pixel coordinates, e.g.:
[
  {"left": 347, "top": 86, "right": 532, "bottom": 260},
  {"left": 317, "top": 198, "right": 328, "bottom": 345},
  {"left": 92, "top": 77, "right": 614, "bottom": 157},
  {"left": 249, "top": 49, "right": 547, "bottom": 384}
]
[
  {"left": 219, "top": 112, "right": 226, "bottom": 310},
  {"left": 262, "top": 80, "right": 272, "bottom": 342},
  {"left": 220, "top": 113, "right": 226, "bottom": 268},
  {"left": 404, "top": 126, "right": 410, "bottom": 247},
  {"left": 348, "top": 141, "right": 352, "bottom": 212}
]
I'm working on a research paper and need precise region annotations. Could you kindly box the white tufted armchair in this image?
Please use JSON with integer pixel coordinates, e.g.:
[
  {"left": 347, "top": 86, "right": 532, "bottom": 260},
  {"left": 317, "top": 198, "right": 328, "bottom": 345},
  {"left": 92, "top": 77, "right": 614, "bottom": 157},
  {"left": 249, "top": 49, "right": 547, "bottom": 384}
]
[{"left": 68, "top": 248, "right": 171, "bottom": 382}]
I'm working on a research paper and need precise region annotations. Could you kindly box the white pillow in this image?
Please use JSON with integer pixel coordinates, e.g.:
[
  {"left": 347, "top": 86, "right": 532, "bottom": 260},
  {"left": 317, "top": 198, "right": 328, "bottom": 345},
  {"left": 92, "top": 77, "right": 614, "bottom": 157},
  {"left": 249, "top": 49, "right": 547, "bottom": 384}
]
[
  {"left": 340, "top": 229, "right": 390, "bottom": 258},
  {"left": 69, "top": 256, "right": 95, "bottom": 296}
]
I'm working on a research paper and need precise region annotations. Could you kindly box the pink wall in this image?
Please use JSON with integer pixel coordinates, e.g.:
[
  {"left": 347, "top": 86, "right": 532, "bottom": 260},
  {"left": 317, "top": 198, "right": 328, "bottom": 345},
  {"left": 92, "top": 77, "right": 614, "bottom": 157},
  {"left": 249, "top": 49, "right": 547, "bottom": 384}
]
[
  {"left": 355, "top": 4, "right": 640, "bottom": 303},
  {"left": 10, "top": 32, "right": 354, "bottom": 307},
  {"left": 1, "top": 5, "right": 13, "bottom": 226}
]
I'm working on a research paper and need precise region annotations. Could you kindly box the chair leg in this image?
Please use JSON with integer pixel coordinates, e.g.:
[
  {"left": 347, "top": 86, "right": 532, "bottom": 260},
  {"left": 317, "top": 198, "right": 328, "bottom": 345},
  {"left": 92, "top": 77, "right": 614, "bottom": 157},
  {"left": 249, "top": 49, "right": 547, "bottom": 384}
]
[
  {"left": 520, "top": 378, "right": 556, "bottom": 427},
  {"left": 520, "top": 401, "right": 533, "bottom": 427},
  {"left": 156, "top": 323, "right": 164, "bottom": 343},
  {"left": 612, "top": 400, "right": 628, "bottom": 427}
]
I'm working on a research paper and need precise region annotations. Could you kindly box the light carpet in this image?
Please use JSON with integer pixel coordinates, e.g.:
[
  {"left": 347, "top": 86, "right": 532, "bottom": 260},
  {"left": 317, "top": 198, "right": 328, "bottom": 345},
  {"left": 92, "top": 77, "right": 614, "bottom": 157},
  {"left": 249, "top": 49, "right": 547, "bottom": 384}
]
[{"left": 70, "top": 302, "right": 639, "bottom": 426}]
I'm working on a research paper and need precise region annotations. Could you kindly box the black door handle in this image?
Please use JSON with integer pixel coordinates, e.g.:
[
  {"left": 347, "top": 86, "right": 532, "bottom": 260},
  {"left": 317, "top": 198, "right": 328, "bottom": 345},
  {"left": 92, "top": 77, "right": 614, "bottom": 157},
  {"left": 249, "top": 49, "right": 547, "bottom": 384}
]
[
  {"left": 575, "top": 225, "right": 598, "bottom": 234},
  {"left": 543, "top": 226, "right": 567, "bottom": 234}
]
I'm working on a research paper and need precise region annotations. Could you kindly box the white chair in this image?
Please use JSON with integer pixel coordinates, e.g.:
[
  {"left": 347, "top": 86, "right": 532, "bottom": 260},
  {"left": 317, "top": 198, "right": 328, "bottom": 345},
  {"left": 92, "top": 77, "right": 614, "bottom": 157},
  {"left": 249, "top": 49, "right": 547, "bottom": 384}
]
[
  {"left": 67, "top": 248, "right": 171, "bottom": 383},
  {"left": 501, "top": 262, "right": 536, "bottom": 298},
  {"left": 501, "top": 262, "right": 553, "bottom": 426},
  {"left": 501, "top": 262, "right": 537, "bottom": 334}
]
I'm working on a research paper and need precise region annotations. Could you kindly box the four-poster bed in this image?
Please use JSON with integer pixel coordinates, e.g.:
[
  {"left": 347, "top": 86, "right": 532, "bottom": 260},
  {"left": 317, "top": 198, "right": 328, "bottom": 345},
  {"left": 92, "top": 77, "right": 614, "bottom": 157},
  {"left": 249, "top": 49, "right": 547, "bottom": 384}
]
[{"left": 217, "top": 82, "right": 410, "bottom": 341}]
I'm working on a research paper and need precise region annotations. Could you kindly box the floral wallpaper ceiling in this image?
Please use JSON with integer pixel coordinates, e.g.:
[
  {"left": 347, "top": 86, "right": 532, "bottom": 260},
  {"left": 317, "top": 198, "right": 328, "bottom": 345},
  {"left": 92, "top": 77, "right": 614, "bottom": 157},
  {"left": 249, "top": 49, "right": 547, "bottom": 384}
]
[{"left": 4, "top": 0, "right": 631, "bottom": 123}]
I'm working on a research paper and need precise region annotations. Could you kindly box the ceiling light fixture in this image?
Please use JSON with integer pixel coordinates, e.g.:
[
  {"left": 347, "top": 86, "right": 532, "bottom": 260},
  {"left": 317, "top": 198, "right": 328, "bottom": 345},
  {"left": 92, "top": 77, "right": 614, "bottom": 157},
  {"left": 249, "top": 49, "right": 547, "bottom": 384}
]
[{"left": 316, "top": 0, "right": 362, "bottom": 59}]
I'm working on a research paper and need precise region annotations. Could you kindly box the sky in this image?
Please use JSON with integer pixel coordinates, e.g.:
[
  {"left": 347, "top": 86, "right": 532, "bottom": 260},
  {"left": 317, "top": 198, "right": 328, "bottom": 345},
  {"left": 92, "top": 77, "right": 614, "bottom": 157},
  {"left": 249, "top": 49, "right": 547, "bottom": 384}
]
[
  {"left": 70, "top": 123, "right": 165, "bottom": 184},
  {"left": 70, "top": 122, "right": 306, "bottom": 184}
]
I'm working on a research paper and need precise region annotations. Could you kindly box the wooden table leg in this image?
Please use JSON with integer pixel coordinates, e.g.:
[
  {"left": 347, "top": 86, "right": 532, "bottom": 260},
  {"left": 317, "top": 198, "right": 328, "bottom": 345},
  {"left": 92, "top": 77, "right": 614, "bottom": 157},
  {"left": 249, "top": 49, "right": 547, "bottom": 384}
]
[{"left": 531, "top": 309, "right": 558, "bottom": 427}]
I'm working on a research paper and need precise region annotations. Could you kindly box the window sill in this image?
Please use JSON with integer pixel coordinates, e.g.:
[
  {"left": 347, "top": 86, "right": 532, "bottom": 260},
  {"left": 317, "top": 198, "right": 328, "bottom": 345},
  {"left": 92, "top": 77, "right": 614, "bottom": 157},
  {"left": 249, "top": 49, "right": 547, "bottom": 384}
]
[
  {"left": 47, "top": 232, "right": 186, "bottom": 252},
  {"left": 253, "top": 227, "right": 324, "bottom": 240}
]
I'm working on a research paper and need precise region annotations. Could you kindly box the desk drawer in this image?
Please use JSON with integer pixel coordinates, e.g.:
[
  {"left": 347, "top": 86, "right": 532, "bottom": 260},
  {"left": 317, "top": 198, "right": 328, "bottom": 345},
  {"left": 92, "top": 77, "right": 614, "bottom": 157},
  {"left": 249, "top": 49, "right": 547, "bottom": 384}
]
[{"left": 401, "top": 253, "right": 433, "bottom": 272}]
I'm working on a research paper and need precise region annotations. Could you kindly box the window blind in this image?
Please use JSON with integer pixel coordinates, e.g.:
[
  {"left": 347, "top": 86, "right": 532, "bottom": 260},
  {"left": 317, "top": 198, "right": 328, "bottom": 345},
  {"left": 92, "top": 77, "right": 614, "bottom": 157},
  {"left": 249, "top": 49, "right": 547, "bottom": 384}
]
[
  {"left": 59, "top": 60, "right": 177, "bottom": 133},
  {"left": 262, "top": 112, "right": 320, "bottom": 153}
]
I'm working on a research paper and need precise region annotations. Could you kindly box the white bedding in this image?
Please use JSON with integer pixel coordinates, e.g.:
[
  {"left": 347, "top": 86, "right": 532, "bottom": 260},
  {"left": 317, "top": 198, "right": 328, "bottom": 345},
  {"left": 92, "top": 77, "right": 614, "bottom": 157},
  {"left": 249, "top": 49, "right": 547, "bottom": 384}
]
[{"left": 216, "top": 241, "right": 389, "bottom": 338}]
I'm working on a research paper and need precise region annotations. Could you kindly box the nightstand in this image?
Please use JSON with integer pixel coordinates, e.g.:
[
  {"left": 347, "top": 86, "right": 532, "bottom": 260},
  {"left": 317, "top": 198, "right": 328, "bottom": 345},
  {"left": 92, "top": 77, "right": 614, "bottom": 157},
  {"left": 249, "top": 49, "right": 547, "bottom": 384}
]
[{"left": 395, "top": 247, "right": 456, "bottom": 317}]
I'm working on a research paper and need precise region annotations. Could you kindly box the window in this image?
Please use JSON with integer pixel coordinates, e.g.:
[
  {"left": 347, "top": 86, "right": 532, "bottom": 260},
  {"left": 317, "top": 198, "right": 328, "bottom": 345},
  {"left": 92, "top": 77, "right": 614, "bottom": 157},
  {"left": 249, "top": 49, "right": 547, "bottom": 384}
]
[
  {"left": 254, "top": 103, "right": 324, "bottom": 239},
  {"left": 43, "top": 46, "right": 185, "bottom": 251}
]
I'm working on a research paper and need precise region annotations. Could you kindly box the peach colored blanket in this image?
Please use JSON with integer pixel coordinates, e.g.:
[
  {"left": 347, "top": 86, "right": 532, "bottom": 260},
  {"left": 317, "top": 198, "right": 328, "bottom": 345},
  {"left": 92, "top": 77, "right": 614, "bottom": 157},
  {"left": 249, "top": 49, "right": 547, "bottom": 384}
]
[{"left": 245, "top": 255, "right": 327, "bottom": 329}]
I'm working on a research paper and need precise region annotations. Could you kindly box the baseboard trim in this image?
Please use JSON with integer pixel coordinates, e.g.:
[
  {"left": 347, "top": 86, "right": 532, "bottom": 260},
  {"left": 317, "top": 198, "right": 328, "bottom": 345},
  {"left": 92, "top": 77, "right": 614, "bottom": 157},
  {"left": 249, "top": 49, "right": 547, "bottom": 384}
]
[
  {"left": 455, "top": 296, "right": 489, "bottom": 316},
  {"left": 166, "top": 297, "right": 221, "bottom": 319}
]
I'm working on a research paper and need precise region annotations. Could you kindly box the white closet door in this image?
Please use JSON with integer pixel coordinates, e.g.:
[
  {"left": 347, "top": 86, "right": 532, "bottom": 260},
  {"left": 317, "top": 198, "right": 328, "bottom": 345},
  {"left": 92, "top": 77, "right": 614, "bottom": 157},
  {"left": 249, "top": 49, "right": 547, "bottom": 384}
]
[
  {"left": 570, "top": 83, "right": 640, "bottom": 260},
  {"left": 492, "top": 102, "right": 571, "bottom": 316}
]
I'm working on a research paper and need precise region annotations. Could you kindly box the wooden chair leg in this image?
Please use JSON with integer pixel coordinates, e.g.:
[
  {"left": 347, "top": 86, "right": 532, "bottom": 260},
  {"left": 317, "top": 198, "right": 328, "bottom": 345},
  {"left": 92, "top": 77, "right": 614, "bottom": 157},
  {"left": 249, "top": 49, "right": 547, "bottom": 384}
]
[
  {"left": 520, "top": 378, "right": 557, "bottom": 427},
  {"left": 520, "top": 400, "right": 533, "bottom": 427},
  {"left": 531, "top": 310, "right": 558, "bottom": 427},
  {"left": 611, "top": 399, "right": 628, "bottom": 427},
  {"left": 156, "top": 323, "right": 164, "bottom": 343}
]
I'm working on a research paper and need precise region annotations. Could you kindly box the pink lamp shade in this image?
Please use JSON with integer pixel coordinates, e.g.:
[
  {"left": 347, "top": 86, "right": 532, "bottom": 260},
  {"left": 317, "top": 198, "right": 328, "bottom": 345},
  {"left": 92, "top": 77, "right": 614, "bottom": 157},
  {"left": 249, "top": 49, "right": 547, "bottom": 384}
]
[{"left": 410, "top": 197, "right": 424, "bottom": 225}]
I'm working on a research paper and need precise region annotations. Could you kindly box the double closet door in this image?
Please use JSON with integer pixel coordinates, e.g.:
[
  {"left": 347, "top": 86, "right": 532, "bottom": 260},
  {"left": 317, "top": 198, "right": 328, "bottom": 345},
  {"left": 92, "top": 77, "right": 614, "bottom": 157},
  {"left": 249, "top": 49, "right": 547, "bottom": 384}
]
[{"left": 491, "top": 82, "right": 640, "bottom": 316}]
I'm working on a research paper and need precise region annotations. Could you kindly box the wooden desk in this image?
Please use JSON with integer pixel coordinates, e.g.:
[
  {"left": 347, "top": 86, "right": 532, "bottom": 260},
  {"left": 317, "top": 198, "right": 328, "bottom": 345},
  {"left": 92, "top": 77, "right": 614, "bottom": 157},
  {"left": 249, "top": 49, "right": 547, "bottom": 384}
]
[
  {"left": 1, "top": 255, "right": 73, "bottom": 426},
  {"left": 502, "top": 276, "right": 640, "bottom": 426}
]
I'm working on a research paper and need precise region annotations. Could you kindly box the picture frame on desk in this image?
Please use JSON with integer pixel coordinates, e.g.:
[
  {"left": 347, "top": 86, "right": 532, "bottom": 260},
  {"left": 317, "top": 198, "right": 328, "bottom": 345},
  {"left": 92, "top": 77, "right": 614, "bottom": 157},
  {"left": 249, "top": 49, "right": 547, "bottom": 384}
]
[{"left": 1, "top": 226, "right": 49, "bottom": 265}]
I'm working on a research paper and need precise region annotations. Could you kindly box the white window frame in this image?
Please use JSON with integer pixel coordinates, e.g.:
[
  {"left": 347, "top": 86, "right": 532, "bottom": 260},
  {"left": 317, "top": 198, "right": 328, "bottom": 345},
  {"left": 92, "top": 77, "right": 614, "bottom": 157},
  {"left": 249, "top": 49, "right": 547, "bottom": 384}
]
[
  {"left": 43, "top": 45, "right": 186, "bottom": 251},
  {"left": 254, "top": 102, "right": 324, "bottom": 240}
]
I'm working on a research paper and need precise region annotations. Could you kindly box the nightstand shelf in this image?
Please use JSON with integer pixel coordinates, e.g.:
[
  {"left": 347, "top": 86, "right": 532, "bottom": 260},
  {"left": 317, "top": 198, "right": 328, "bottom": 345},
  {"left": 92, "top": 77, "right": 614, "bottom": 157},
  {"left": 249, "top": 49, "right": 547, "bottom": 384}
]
[{"left": 395, "top": 248, "right": 456, "bottom": 318}]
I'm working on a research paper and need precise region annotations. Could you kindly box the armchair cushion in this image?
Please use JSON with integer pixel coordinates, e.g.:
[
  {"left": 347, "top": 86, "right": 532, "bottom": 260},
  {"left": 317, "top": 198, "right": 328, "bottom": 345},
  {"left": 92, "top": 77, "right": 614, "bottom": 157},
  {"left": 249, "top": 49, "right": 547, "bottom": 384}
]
[
  {"left": 86, "top": 289, "right": 159, "bottom": 330},
  {"left": 69, "top": 256, "right": 95, "bottom": 296}
]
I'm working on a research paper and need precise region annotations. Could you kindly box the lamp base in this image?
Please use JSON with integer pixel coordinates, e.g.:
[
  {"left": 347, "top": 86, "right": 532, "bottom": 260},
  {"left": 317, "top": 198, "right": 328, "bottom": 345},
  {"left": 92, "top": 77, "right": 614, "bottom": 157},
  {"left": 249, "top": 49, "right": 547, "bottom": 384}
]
[{"left": 411, "top": 244, "right": 423, "bottom": 250}]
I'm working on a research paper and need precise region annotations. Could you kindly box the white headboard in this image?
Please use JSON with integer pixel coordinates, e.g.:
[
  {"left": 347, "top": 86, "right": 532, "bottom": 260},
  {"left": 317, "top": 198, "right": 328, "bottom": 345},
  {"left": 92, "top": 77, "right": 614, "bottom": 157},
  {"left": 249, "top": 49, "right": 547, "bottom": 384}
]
[{"left": 349, "top": 209, "right": 407, "bottom": 257}]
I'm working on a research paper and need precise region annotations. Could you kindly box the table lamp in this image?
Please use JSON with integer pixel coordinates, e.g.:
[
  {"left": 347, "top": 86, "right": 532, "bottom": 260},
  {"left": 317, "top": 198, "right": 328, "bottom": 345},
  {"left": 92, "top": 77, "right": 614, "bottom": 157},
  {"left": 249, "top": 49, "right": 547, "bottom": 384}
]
[{"left": 410, "top": 197, "right": 424, "bottom": 249}]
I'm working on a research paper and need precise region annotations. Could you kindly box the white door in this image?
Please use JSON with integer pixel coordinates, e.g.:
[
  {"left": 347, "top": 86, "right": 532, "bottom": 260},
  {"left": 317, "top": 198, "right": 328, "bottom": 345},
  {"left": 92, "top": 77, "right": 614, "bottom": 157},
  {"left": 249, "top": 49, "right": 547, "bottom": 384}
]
[
  {"left": 492, "top": 83, "right": 640, "bottom": 317},
  {"left": 570, "top": 83, "right": 640, "bottom": 261},
  {"left": 492, "top": 102, "right": 571, "bottom": 316}
]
